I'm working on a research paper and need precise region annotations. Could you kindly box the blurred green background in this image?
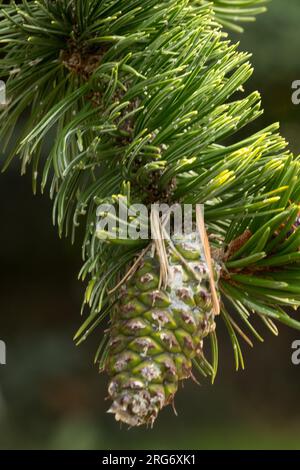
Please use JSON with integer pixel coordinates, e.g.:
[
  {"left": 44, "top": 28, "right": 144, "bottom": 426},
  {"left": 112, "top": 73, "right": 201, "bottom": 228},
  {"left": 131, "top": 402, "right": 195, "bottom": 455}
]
[{"left": 1, "top": 0, "right": 300, "bottom": 450}]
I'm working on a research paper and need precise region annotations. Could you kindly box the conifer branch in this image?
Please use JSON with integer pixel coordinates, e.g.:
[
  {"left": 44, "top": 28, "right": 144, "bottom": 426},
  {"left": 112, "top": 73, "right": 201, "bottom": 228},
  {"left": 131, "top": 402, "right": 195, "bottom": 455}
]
[
  {"left": 1, "top": 0, "right": 299, "bottom": 426},
  {"left": 201, "top": 0, "right": 269, "bottom": 32}
]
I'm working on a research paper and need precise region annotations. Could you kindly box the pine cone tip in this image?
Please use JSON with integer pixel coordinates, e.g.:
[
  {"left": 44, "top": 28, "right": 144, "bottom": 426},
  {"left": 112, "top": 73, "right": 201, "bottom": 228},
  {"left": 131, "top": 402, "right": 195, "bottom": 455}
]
[{"left": 107, "top": 388, "right": 165, "bottom": 427}]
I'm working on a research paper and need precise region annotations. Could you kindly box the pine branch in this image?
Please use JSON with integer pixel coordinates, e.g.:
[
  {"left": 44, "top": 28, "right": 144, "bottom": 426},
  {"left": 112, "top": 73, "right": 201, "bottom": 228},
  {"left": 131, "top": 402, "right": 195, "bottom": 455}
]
[
  {"left": 1, "top": 0, "right": 299, "bottom": 425},
  {"left": 200, "top": 0, "right": 269, "bottom": 32},
  {"left": 1, "top": 0, "right": 297, "bottom": 335}
]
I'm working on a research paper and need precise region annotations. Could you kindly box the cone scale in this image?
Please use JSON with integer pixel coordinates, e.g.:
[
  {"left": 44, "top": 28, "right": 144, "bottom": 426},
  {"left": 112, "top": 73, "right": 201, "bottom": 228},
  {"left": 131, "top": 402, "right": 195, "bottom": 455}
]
[{"left": 105, "top": 233, "right": 220, "bottom": 426}]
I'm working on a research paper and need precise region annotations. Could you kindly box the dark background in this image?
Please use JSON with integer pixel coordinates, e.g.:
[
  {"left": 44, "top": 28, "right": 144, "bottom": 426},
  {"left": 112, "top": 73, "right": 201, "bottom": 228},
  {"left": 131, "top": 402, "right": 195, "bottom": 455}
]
[{"left": 0, "top": 0, "right": 300, "bottom": 449}]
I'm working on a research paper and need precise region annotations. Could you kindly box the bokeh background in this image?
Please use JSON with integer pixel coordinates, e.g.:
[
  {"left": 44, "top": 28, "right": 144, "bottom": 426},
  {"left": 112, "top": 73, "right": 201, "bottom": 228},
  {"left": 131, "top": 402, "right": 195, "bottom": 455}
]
[{"left": 0, "top": 0, "right": 300, "bottom": 450}]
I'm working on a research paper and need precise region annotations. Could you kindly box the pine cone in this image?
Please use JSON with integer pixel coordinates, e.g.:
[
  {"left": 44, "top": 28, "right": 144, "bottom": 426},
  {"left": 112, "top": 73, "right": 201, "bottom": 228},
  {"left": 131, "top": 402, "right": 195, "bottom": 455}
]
[{"left": 105, "top": 233, "right": 220, "bottom": 426}]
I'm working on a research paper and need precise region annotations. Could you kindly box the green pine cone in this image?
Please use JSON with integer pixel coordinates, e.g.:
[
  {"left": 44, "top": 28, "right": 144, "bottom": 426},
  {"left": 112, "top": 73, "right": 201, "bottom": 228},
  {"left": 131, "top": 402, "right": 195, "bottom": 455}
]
[{"left": 105, "top": 233, "right": 220, "bottom": 426}]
